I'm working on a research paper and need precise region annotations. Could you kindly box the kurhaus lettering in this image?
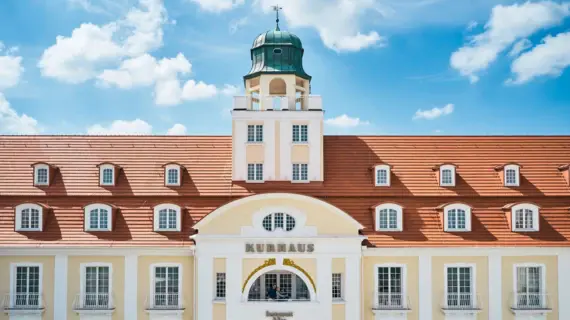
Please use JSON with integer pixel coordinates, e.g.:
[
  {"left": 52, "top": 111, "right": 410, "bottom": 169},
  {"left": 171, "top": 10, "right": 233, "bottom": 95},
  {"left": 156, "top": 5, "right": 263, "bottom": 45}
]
[
  {"left": 246, "top": 243, "right": 314, "bottom": 253},
  {"left": 266, "top": 311, "right": 293, "bottom": 319}
]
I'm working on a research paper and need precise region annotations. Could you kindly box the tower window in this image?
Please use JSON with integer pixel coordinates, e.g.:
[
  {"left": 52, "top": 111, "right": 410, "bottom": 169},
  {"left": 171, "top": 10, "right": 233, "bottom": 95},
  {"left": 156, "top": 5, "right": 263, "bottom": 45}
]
[
  {"left": 247, "top": 125, "right": 263, "bottom": 142},
  {"left": 247, "top": 163, "right": 264, "bottom": 181},
  {"left": 292, "top": 125, "right": 308, "bottom": 142},
  {"left": 292, "top": 164, "right": 308, "bottom": 182},
  {"left": 273, "top": 48, "right": 282, "bottom": 54}
]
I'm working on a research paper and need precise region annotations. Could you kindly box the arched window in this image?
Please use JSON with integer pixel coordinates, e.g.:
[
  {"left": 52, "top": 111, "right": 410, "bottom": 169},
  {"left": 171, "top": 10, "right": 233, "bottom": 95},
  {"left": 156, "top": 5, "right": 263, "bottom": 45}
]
[
  {"left": 443, "top": 203, "right": 471, "bottom": 232},
  {"left": 98, "top": 163, "right": 117, "bottom": 186},
  {"left": 262, "top": 213, "right": 296, "bottom": 232},
  {"left": 84, "top": 204, "right": 113, "bottom": 231},
  {"left": 164, "top": 164, "right": 181, "bottom": 187},
  {"left": 247, "top": 271, "right": 310, "bottom": 302},
  {"left": 15, "top": 204, "right": 44, "bottom": 232},
  {"left": 440, "top": 164, "right": 456, "bottom": 187},
  {"left": 374, "top": 164, "right": 391, "bottom": 187},
  {"left": 511, "top": 203, "right": 539, "bottom": 232},
  {"left": 505, "top": 164, "right": 520, "bottom": 186},
  {"left": 375, "top": 204, "right": 403, "bottom": 231},
  {"left": 32, "top": 163, "right": 51, "bottom": 186},
  {"left": 153, "top": 204, "right": 182, "bottom": 232}
]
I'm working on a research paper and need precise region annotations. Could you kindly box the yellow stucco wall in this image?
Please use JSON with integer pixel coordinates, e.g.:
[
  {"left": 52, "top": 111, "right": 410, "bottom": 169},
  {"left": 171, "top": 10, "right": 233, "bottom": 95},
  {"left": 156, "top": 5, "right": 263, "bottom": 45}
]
[
  {"left": 332, "top": 258, "right": 345, "bottom": 274},
  {"left": 137, "top": 256, "right": 194, "bottom": 320},
  {"left": 333, "top": 304, "right": 345, "bottom": 320},
  {"left": 501, "top": 256, "right": 558, "bottom": 320},
  {"left": 431, "top": 256, "right": 489, "bottom": 320},
  {"left": 213, "top": 303, "right": 227, "bottom": 320},
  {"left": 362, "top": 256, "right": 420, "bottom": 320},
  {"left": 67, "top": 256, "right": 124, "bottom": 320},
  {"left": 0, "top": 256, "right": 55, "bottom": 320},
  {"left": 246, "top": 144, "right": 264, "bottom": 163},
  {"left": 198, "top": 196, "right": 360, "bottom": 236},
  {"left": 291, "top": 144, "right": 310, "bottom": 164}
]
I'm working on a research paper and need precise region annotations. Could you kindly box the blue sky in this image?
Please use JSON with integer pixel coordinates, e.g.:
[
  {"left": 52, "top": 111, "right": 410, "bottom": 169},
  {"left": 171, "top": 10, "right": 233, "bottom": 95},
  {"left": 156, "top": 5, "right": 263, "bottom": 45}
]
[{"left": 1, "top": 0, "right": 570, "bottom": 135}]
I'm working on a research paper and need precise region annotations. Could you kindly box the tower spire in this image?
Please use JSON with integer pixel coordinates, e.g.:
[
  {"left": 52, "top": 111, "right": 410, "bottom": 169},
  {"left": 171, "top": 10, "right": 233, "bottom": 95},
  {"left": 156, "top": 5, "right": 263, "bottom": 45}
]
[{"left": 272, "top": 4, "right": 282, "bottom": 31}]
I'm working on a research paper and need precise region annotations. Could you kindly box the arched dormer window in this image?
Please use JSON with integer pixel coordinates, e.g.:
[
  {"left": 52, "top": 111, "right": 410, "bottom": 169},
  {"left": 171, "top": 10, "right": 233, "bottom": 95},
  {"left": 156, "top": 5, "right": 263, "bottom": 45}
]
[
  {"left": 15, "top": 203, "right": 45, "bottom": 232},
  {"left": 374, "top": 164, "right": 391, "bottom": 187},
  {"left": 262, "top": 212, "right": 296, "bottom": 232},
  {"left": 31, "top": 162, "right": 56, "bottom": 187},
  {"left": 153, "top": 204, "right": 182, "bottom": 232},
  {"left": 84, "top": 203, "right": 114, "bottom": 231},
  {"left": 510, "top": 203, "right": 540, "bottom": 232},
  {"left": 495, "top": 163, "right": 521, "bottom": 187},
  {"left": 97, "top": 163, "right": 119, "bottom": 186},
  {"left": 442, "top": 203, "right": 472, "bottom": 232},
  {"left": 433, "top": 163, "right": 456, "bottom": 187},
  {"left": 374, "top": 203, "right": 403, "bottom": 232},
  {"left": 163, "top": 163, "right": 183, "bottom": 187}
]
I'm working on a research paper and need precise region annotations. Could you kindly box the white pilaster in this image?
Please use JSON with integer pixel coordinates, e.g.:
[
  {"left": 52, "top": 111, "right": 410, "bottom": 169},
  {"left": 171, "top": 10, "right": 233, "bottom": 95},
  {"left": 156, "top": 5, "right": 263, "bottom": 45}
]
[
  {"left": 559, "top": 250, "right": 570, "bottom": 319},
  {"left": 488, "top": 252, "right": 502, "bottom": 320},
  {"left": 196, "top": 255, "right": 214, "bottom": 320},
  {"left": 308, "top": 118, "right": 322, "bottom": 181},
  {"left": 264, "top": 119, "right": 276, "bottom": 180},
  {"left": 225, "top": 256, "right": 242, "bottom": 320},
  {"left": 53, "top": 254, "right": 68, "bottom": 320},
  {"left": 124, "top": 255, "right": 138, "bottom": 320},
  {"left": 280, "top": 119, "right": 292, "bottom": 180},
  {"left": 419, "top": 254, "right": 432, "bottom": 320},
  {"left": 317, "top": 256, "right": 333, "bottom": 319},
  {"left": 232, "top": 121, "right": 247, "bottom": 180},
  {"left": 344, "top": 254, "right": 361, "bottom": 320}
]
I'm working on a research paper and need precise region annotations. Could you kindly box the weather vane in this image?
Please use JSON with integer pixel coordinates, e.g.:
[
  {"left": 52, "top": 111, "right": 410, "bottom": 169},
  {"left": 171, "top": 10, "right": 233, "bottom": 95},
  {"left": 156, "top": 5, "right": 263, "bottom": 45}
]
[{"left": 272, "top": 4, "right": 282, "bottom": 31}]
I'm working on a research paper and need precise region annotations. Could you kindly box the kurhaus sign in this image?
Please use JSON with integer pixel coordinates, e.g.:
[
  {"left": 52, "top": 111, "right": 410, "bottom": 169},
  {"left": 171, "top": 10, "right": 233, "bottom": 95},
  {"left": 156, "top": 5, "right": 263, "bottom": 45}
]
[
  {"left": 246, "top": 243, "right": 314, "bottom": 253},
  {"left": 266, "top": 311, "right": 293, "bottom": 320}
]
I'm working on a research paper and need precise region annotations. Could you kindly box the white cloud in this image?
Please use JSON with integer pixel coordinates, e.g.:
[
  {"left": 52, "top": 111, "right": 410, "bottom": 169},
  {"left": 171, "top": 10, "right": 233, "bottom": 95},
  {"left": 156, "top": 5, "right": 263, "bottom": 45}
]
[
  {"left": 255, "top": 0, "right": 384, "bottom": 52},
  {"left": 87, "top": 119, "right": 153, "bottom": 135},
  {"left": 0, "top": 93, "right": 40, "bottom": 134},
  {"left": 0, "top": 42, "right": 24, "bottom": 90},
  {"left": 325, "top": 114, "right": 370, "bottom": 128},
  {"left": 508, "top": 38, "right": 532, "bottom": 57},
  {"left": 221, "top": 84, "right": 239, "bottom": 95},
  {"left": 466, "top": 20, "right": 478, "bottom": 31},
  {"left": 450, "top": 1, "right": 570, "bottom": 83},
  {"left": 181, "top": 80, "right": 219, "bottom": 101},
  {"left": 190, "top": 0, "right": 245, "bottom": 12},
  {"left": 229, "top": 16, "right": 248, "bottom": 34},
  {"left": 166, "top": 123, "right": 187, "bottom": 135},
  {"left": 508, "top": 31, "right": 570, "bottom": 84},
  {"left": 413, "top": 103, "right": 454, "bottom": 120}
]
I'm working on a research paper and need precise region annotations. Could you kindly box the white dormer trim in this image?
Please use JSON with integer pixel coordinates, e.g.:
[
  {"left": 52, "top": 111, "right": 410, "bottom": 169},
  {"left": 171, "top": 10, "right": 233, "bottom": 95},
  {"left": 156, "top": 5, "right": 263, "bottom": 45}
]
[
  {"left": 84, "top": 203, "right": 113, "bottom": 231},
  {"left": 165, "top": 164, "right": 181, "bottom": 187},
  {"left": 33, "top": 164, "right": 50, "bottom": 186},
  {"left": 511, "top": 203, "right": 540, "bottom": 232},
  {"left": 440, "top": 164, "right": 456, "bottom": 187},
  {"left": 504, "top": 164, "right": 520, "bottom": 187},
  {"left": 15, "top": 203, "right": 44, "bottom": 232},
  {"left": 374, "top": 164, "right": 391, "bottom": 187},
  {"left": 375, "top": 203, "right": 403, "bottom": 232},
  {"left": 99, "top": 164, "right": 115, "bottom": 186},
  {"left": 153, "top": 204, "right": 182, "bottom": 232},
  {"left": 443, "top": 203, "right": 472, "bottom": 232}
]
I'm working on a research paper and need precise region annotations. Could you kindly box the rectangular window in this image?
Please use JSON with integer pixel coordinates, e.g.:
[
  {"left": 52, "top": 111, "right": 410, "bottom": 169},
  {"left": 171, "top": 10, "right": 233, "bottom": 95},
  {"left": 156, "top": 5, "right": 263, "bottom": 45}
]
[
  {"left": 153, "top": 266, "right": 180, "bottom": 307},
  {"left": 378, "top": 209, "right": 398, "bottom": 230},
  {"left": 377, "top": 169, "right": 387, "bottom": 185},
  {"left": 14, "top": 265, "right": 41, "bottom": 307},
  {"left": 377, "top": 266, "right": 403, "bottom": 307},
  {"left": 20, "top": 208, "right": 40, "bottom": 230},
  {"left": 247, "top": 164, "right": 263, "bottom": 181},
  {"left": 506, "top": 169, "right": 517, "bottom": 185},
  {"left": 446, "top": 266, "right": 473, "bottom": 308},
  {"left": 89, "top": 209, "right": 109, "bottom": 230},
  {"left": 158, "top": 209, "right": 178, "bottom": 230},
  {"left": 332, "top": 273, "right": 342, "bottom": 300},
  {"left": 292, "top": 164, "right": 308, "bottom": 181},
  {"left": 515, "top": 265, "right": 543, "bottom": 308},
  {"left": 247, "top": 125, "right": 263, "bottom": 142},
  {"left": 215, "top": 273, "right": 226, "bottom": 300},
  {"left": 292, "top": 125, "right": 308, "bottom": 142},
  {"left": 102, "top": 168, "right": 114, "bottom": 185},
  {"left": 84, "top": 266, "right": 110, "bottom": 308},
  {"left": 167, "top": 169, "right": 179, "bottom": 185},
  {"left": 36, "top": 168, "right": 48, "bottom": 184},
  {"left": 441, "top": 169, "right": 453, "bottom": 185}
]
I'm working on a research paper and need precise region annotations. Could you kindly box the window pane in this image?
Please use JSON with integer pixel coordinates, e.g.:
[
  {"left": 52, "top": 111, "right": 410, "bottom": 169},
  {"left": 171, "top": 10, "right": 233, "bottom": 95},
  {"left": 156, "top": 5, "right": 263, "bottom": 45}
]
[
  {"left": 168, "top": 209, "right": 177, "bottom": 229},
  {"left": 37, "top": 168, "right": 48, "bottom": 183},
  {"left": 300, "top": 164, "right": 308, "bottom": 181},
  {"left": 102, "top": 168, "right": 113, "bottom": 184},
  {"left": 247, "top": 125, "right": 255, "bottom": 142},
  {"left": 300, "top": 125, "right": 308, "bottom": 142},
  {"left": 379, "top": 209, "right": 388, "bottom": 229},
  {"left": 99, "top": 209, "right": 108, "bottom": 229},
  {"left": 506, "top": 169, "right": 517, "bottom": 185},
  {"left": 377, "top": 169, "right": 387, "bottom": 185},
  {"left": 292, "top": 125, "right": 299, "bottom": 142},
  {"left": 30, "top": 209, "right": 40, "bottom": 229},
  {"left": 216, "top": 273, "right": 226, "bottom": 298},
  {"left": 448, "top": 209, "right": 457, "bottom": 229},
  {"left": 332, "top": 273, "right": 342, "bottom": 299},
  {"left": 255, "top": 125, "right": 263, "bottom": 142},
  {"left": 90, "top": 209, "right": 99, "bottom": 229},
  {"left": 285, "top": 215, "right": 295, "bottom": 231},
  {"left": 21, "top": 209, "right": 30, "bottom": 229},
  {"left": 525, "top": 209, "right": 533, "bottom": 229},
  {"left": 159, "top": 209, "right": 167, "bottom": 229},
  {"left": 457, "top": 209, "right": 466, "bottom": 229},
  {"left": 167, "top": 169, "right": 178, "bottom": 185},
  {"left": 247, "top": 164, "right": 255, "bottom": 181},
  {"left": 442, "top": 169, "right": 452, "bottom": 185},
  {"left": 292, "top": 164, "right": 300, "bottom": 181},
  {"left": 255, "top": 164, "right": 263, "bottom": 180},
  {"left": 515, "top": 209, "right": 524, "bottom": 229},
  {"left": 274, "top": 213, "right": 284, "bottom": 229}
]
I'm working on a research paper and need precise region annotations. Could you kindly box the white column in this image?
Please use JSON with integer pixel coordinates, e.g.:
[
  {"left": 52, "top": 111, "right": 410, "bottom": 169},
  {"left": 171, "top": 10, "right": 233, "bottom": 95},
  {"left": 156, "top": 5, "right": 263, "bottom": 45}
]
[
  {"left": 344, "top": 255, "right": 361, "bottom": 320},
  {"left": 226, "top": 256, "right": 242, "bottom": 320},
  {"left": 124, "top": 255, "right": 138, "bottom": 320},
  {"left": 53, "top": 254, "right": 68, "bottom": 320},
  {"left": 488, "top": 252, "right": 502, "bottom": 320},
  {"left": 317, "top": 256, "right": 333, "bottom": 319},
  {"left": 279, "top": 120, "right": 292, "bottom": 180},
  {"left": 196, "top": 254, "right": 214, "bottom": 320},
  {"left": 559, "top": 250, "right": 570, "bottom": 319},
  {"left": 419, "top": 254, "right": 432, "bottom": 320},
  {"left": 264, "top": 119, "right": 276, "bottom": 180}
]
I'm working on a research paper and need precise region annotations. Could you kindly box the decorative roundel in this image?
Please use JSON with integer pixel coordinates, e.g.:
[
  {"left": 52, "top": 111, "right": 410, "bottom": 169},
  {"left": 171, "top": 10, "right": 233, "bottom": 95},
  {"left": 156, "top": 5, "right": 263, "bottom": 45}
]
[{"left": 262, "top": 212, "right": 295, "bottom": 232}]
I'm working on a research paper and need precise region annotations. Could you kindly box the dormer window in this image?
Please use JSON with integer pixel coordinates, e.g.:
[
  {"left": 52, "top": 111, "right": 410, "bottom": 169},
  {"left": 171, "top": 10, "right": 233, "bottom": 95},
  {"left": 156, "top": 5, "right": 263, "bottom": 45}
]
[
  {"left": 32, "top": 163, "right": 54, "bottom": 186},
  {"left": 153, "top": 204, "right": 182, "bottom": 232},
  {"left": 440, "top": 165, "right": 455, "bottom": 186},
  {"left": 443, "top": 203, "right": 472, "bottom": 232},
  {"left": 84, "top": 204, "right": 113, "bottom": 231},
  {"left": 511, "top": 203, "right": 539, "bottom": 232},
  {"left": 496, "top": 163, "right": 521, "bottom": 187},
  {"left": 97, "top": 163, "right": 119, "bottom": 186},
  {"left": 163, "top": 163, "right": 183, "bottom": 187},
  {"left": 374, "top": 164, "right": 391, "bottom": 187},
  {"left": 374, "top": 203, "right": 403, "bottom": 231},
  {"left": 15, "top": 203, "right": 44, "bottom": 232}
]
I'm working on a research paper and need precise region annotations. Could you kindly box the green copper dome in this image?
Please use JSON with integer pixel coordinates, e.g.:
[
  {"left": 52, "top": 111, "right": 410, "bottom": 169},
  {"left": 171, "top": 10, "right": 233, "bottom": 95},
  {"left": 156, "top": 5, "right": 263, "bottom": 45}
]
[{"left": 244, "top": 28, "right": 311, "bottom": 81}]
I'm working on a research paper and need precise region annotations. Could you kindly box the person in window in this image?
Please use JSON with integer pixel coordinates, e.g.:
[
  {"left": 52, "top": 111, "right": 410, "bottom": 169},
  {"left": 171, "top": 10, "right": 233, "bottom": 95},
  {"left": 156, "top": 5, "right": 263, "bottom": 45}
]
[
  {"left": 267, "top": 285, "right": 278, "bottom": 300},
  {"left": 275, "top": 286, "right": 289, "bottom": 301}
]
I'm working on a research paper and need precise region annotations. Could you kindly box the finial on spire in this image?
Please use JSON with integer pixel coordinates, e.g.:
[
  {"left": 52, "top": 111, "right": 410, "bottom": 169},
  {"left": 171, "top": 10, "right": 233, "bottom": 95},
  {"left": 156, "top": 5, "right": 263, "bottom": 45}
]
[{"left": 272, "top": 4, "right": 282, "bottom": 31}]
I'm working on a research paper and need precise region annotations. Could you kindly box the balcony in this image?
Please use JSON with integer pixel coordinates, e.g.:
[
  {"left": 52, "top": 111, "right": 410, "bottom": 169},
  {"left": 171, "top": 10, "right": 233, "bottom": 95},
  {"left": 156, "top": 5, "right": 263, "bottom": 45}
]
[
  {"left": 510, "top": 292, "right": 552, "bottom": 315},
  {"left": 233, "top": 95, "right": 322, "bottom": 111},
  {"left": 372, "top": 293, "right": 411, "bottom": 317},
  {"left": 441, "top": 293, "right": 481, "bottom": 315},
  {"left": 145, "top": 293, "right": 185, "bottom": 316},
  {"left": 72, "top": 293, "right": 114, "bottom": 315},
  {"left": 2, "top": 294, "right": 44, "bottom": 315}
]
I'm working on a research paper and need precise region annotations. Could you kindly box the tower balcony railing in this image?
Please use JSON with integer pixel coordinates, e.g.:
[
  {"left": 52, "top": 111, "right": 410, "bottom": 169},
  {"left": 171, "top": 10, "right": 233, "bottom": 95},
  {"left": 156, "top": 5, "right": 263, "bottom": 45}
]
[
  {"left": 233, "top": 95, "right": 322, "bottom": 111},
  {"left": 2, "top": 293, "right": 45, "bottom": 311}
]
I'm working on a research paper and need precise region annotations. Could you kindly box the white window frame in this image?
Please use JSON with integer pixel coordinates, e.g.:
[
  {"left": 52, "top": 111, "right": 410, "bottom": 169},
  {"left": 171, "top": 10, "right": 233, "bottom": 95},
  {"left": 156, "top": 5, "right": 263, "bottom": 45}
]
[
  {"left": 440, "top": 164, "right": 456, "bottom": 187},
  {"left": 261, "top": 212, "right": 296, "bottom": 232},
  {"left": 443, "top": 203, "right": 472, "bottom": 232},
  {"left": 15, "top": 203, "right": 43, "bottom": 232},
  {"left": 79, "top": 262, "right": 113, "bottom": 309},
  {"left": 374, "top": 263, "right": 407, "bottom": 308},
  {"left": 504, "top": 164, "right": 520, "bottom": 187},
  {"left": 375, "top": 203, "right": 403, "bottom": 232},
  {"left": 332, "top": 273, "right": 343, "bottom": 301},
  {"left": 292, "top": 163, "right": 309, "bottom": 183},
  {"left": 374, "top": 164, "right": 391, "bottom": 187},
  {"left": 512, "top": 263, "right": 546, "bottom": 309},
  {"left": 246, "top": 163, "right": 264, "bottom": 182},
  {"left": 33, "top": 164, "right": 49, "bottom": 186},
  {"left": 99, "top": 164, "right": 115, "bottom": 186},
  {"left": 292, "top": 124, "right": 309, "bottom": 143},
  {"left": 247, "top": 124, "right": 263, "bottom": 143},
  {"left": 84, "top": 203, "right": 113, "bottom": 231},
  {"left": 215, "top": 272, "right": 226, "bottom": 301},
  {"left": 149, "top": 263, "right": 183, "bottom": 309},
  {"left": 444, "top": 263, "right": 476, "bottom": 309},
  {"left": 9, "top": 262, "right": 43, "bottom": 309},
  {"left": 511, "top": 203, "right": 540, "bottom": 232},
  {"left": 153, "top": 204, "right": 182, "bottom": 232},
  {"left": 164, "top": 164, "right": 181, "bottom": 187}
]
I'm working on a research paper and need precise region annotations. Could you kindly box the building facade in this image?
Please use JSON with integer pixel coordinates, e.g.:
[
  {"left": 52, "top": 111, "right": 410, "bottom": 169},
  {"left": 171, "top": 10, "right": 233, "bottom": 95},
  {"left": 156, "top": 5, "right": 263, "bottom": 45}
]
[{"left": 1, "top": 24, "right": 570, "bottom": 320}]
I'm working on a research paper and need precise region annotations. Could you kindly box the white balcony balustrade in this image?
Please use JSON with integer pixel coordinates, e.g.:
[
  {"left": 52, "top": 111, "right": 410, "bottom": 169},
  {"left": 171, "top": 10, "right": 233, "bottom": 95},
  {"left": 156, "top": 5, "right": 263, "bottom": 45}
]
[
  {"left": 145, "top": 293, "right": 184, "bottom": 310},
  {"left": 510, "top": 292, "right": 551, "bottom": 311},
  {"left": 233, "top": 95, "right": 322, "bottom": 111},
  {"left": 72, "top": 293, "right": 114, "bottom": 311},
  {"left": 2, "top": 293, "right": 44, "bottom": 311},
  {"left": 441, "top": 293, "right": 480, "bottom": 311},
  {"left": 373, "top": 293, "right": 410, "bottom": 310}
]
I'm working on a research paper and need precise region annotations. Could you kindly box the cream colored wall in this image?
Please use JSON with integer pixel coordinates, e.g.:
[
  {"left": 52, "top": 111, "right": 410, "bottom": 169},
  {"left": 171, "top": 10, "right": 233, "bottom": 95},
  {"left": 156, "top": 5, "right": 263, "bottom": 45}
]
[
  {"left": 431, "top": 256, "right": 488, "bottom": 320},
  {"left": 333, "top": 304, "right": 345, "bottom": 320},
  {"left": 199, "top": 197, "right": 359, "bottom": 236},
  {"left": 214, "top": 258, "right": 226, "bottom": 273},
  {"left": 332, "top": 258, "right": 346, "bottom": 320},
  {"left": 137, "top": 256, "right": 194, "bottom": 320},
  {"left": 245, "top": 144, "right": 264, "bottom": 163},
  {"left": 320, "top": 120, "right": 324, "bottom": 179},
  {"left": 362, "top": 256, "right": 419, "bottom": 320},
  {"left": 332, "top": 258, "right": 345, "bottom": 274},
  {"left": 67, "top": 256, "right": 124, "bottom": 320},
  {"left": 275, "top": 121, "right": 281, "bottom": 178},
  {"left": 0, "top": 256, "right": 55, "bottom": 320},
  {"left": 213, "top": 303, "right": 226, "bottom": 320},
  {"left": 291, "top": 144, "right": 310, "bottom": 163},
  {"left": 501, "top": 256, "right": 558, "bottom": 320}
]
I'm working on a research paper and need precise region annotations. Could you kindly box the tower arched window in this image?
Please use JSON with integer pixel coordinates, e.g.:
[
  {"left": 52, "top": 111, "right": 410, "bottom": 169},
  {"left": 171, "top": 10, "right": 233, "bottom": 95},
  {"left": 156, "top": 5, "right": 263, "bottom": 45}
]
[{"left": 262, "top": 213, "right": 295, "bottom": 232}]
